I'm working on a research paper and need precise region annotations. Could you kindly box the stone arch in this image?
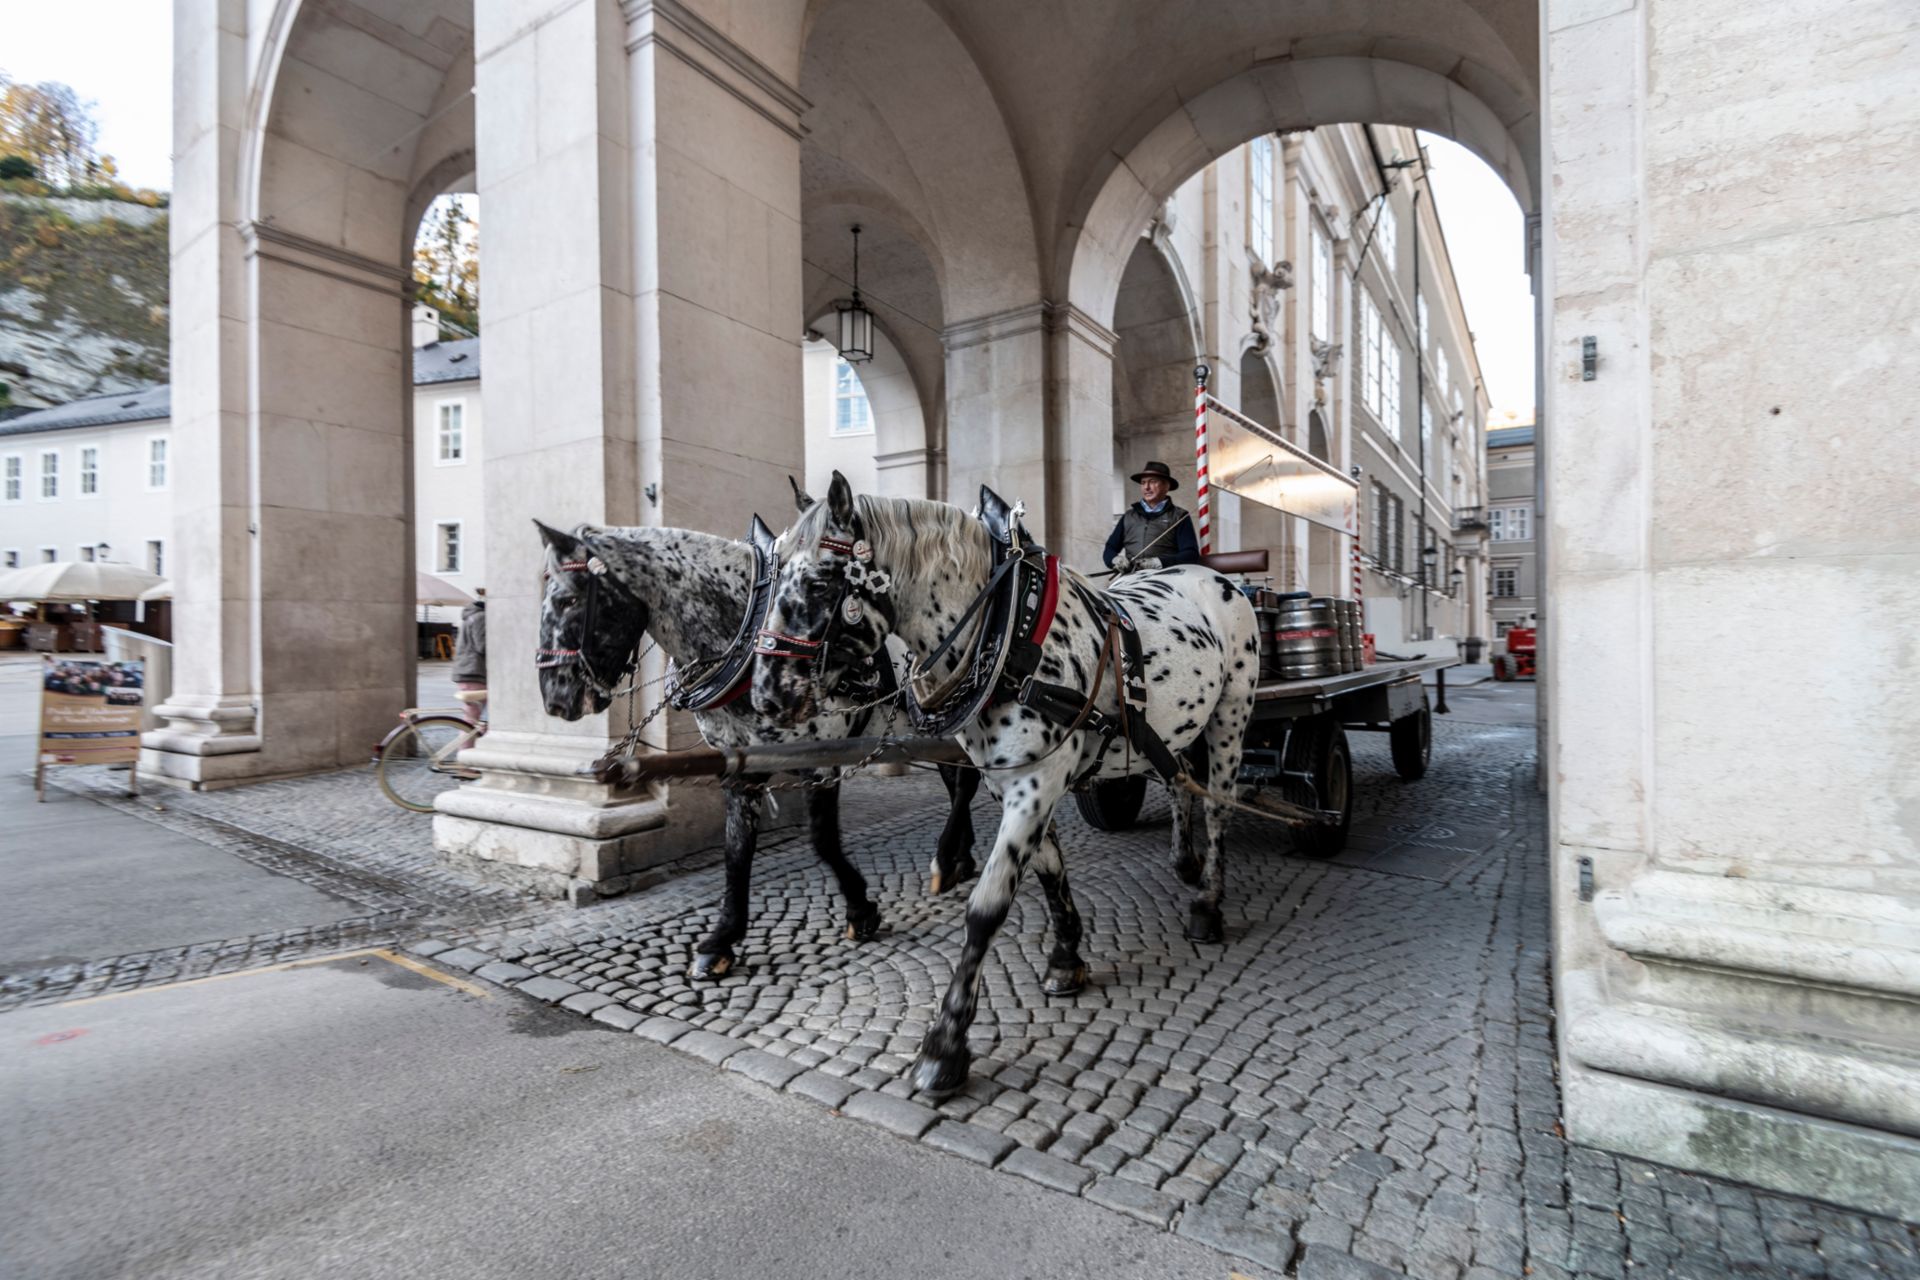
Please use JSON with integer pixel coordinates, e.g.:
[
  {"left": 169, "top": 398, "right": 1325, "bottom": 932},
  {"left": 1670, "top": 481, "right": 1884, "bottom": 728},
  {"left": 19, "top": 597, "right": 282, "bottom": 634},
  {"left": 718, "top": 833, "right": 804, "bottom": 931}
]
[
  {"left": 1237, "top": 344, "right": 1284, "bottom": 435},
  {"left": 1063, "top": 54, "right": 1537, "bottom": 323},
  {"left": 1110, "top": 235, "right": 1203, "bottom": 515},
  {"left": 801, "top": 308, "right": 937, "bottom": 501}
]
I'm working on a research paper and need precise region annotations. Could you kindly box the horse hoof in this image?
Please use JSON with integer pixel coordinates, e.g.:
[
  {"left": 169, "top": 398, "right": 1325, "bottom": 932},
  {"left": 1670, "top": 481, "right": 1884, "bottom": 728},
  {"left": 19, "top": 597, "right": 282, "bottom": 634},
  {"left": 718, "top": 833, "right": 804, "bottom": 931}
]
[
  {"left": 1043, "top": 963, "right": 1088, "bottom": 997},
  {"left": 1171, "top": 853, "right": 1202, "bottom": 887},
  {"left": 1184, "top": 904, "right": 1224, "bottom": 944},
  {"left": 689, "top": 950, "right": 734, "bottom": 980},
  {"left": 929, "top": 856, "right": 979, "bottom": 896},
  {"left": 844, "top": 902, "right": 882, "bottom": 943},
  {"left": 928, "top": 868, "right": 945, "bottom": 896},
  {"left": 911, "top": 1049, "right": 971, "bottom": 1097}
]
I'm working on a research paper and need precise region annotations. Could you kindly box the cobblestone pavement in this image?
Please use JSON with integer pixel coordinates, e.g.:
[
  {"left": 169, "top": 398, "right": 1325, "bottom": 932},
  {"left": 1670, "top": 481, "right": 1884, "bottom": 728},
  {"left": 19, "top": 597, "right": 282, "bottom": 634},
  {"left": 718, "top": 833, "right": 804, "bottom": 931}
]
[{"left": 412, "top": 713, "right": 1920, "bottom": 1279}]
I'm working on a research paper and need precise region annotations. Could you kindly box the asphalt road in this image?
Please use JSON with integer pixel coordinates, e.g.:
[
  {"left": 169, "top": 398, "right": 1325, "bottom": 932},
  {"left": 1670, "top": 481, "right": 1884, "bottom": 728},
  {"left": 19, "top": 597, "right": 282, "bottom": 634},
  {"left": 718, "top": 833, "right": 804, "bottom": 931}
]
[{"left": 2, "top": 952, "right": 1257, "bottom": 1280}]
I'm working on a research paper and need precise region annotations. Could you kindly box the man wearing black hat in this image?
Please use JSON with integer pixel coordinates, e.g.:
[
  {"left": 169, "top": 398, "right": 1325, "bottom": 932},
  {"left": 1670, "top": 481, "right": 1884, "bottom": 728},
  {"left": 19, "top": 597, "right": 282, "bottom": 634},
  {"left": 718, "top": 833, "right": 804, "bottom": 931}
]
[{"left": 1103, "top": 460, "right": 1200, "bottom": 574}]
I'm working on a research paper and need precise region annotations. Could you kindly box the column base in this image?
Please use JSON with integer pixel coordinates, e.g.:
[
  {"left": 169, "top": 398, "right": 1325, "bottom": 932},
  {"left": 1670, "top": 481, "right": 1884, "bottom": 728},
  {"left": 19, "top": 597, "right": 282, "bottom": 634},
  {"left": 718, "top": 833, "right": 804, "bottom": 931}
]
[
  {"left": 139, "top": 695, "right": 265, "bottom": 789},
  {"left": 432, "top": 730, "right": 734, "bottom": 902}
]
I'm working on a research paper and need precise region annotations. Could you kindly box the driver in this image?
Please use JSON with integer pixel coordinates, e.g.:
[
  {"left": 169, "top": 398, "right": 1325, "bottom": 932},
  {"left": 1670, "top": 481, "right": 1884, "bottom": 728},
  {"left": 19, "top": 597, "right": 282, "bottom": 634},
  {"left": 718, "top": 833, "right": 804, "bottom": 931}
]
[{"left": 1102, "top": 460, "right": 1200, "bottom": 574}]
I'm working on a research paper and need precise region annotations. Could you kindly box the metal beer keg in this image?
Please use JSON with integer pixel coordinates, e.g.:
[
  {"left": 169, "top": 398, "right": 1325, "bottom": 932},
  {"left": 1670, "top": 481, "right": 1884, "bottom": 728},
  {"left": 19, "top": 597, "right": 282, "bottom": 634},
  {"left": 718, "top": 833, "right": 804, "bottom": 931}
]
[{"left": 1276, "top": 594, "right": 1340, "bottom": 679}]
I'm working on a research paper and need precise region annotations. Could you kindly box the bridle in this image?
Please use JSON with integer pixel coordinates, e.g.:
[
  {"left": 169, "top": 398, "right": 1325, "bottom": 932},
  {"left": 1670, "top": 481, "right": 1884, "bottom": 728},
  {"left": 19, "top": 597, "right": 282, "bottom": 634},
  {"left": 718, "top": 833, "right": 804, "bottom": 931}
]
[
  {"left": 754, "top": 532, "right": 895, "bottom": 677},
  {"left": 536, "top": 554, "right": 644, "bottom": 702}
]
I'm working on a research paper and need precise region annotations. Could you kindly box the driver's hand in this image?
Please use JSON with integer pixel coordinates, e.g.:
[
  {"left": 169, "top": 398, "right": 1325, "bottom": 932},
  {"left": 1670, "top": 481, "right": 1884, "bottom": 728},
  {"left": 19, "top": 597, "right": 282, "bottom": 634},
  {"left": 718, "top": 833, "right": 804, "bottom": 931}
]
[
  {"left": 1110, "top": 551, "right": 1132, "bottom": 574},
  {"left": 1139, "top": 557, "right": 1163, "bottom": 571}
]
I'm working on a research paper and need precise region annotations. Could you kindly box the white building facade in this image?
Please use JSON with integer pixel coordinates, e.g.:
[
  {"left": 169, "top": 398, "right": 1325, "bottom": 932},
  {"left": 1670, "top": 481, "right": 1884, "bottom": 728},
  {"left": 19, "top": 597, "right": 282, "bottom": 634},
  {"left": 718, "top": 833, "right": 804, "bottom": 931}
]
[{"left": 159, "top": 0, "right": 1919, "bottom": 1214}]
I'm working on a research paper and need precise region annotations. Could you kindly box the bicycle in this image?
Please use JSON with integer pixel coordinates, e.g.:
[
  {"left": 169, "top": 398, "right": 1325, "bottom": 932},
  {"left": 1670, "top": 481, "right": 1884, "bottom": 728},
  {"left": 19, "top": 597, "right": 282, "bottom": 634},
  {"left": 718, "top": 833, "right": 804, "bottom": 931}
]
[{"left": 373, "top": 690, "right": 487, "bottom": 812}]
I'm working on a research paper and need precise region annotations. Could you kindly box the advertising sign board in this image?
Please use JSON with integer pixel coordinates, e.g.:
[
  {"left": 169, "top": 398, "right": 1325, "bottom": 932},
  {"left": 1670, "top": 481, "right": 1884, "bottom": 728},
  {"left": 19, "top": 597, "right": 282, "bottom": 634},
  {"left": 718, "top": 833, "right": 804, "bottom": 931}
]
[{"left": 36, "top": 656, "right": 144, "bottom": 799}]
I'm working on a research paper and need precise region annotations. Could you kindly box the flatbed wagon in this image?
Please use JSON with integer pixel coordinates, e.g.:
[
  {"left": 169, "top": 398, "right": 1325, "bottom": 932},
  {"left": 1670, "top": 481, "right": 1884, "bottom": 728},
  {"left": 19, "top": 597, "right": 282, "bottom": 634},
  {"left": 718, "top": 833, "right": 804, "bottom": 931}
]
[{"left": 1071, "top": 655, "right": 1456, "bottom": 856}]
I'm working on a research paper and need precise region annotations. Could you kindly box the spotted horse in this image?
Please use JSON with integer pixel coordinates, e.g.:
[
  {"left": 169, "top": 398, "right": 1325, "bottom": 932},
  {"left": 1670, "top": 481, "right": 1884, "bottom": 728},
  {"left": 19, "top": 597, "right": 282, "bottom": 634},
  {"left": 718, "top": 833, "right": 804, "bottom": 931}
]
[
  {"left": 750, "top": 473, "right": 1260, "bottom": 1094},
  {"left": 534, "top": 518, "right": 981, "bottom": 980}
]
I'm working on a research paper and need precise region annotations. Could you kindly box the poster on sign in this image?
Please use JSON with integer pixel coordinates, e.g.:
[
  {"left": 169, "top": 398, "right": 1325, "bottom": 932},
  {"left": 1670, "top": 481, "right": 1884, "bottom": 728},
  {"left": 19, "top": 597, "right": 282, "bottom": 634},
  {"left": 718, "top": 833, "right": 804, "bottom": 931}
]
[{"left": 37, "top": 656, "right": 144, "bottom": 800}]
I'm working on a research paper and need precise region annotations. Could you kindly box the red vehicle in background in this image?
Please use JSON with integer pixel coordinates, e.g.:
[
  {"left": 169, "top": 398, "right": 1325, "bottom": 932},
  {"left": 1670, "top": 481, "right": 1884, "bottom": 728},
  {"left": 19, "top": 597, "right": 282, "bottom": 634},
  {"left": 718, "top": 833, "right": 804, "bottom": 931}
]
[{"left": 1494, "top": 625, "right": 1537, "bottom": 681}]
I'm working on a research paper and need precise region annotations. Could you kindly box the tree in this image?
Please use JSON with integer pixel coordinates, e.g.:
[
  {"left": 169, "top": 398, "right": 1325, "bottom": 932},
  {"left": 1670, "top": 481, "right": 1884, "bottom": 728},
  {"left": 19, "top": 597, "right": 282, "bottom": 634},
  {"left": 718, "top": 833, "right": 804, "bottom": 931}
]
[
  {"left": 0, "top": 154, "right": 36, "bottom": 180},
  {"left": 0, "top": 76, "right": 103, "bottom": 189},
  {"left": 411, "top": 194, "right": 480, "bottom": 334}
]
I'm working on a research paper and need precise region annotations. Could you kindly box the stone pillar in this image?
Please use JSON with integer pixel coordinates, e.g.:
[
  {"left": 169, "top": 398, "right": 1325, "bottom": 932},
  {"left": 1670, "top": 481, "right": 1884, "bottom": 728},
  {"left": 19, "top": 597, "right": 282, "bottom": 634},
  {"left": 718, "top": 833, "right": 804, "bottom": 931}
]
[
  {"left": 1547, "top": 0, "right": 1920, "bottom": 1218},
  {"left": 143, "top": 0, "right": 261, "bottom": 785},
  {"left": 435, "top": 0, "right": 806, "bottom": 899}
]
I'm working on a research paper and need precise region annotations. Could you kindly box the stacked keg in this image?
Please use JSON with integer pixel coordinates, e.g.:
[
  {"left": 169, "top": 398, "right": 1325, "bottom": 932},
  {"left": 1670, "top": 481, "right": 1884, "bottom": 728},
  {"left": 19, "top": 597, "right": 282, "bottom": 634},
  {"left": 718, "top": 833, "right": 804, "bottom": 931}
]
[
  {"left": 1250, "top": 586, "right": 1285, "bottom": 680},
  {"left": 1335, "top": 599, "right": 1361, "bottom": 672},
  {"left": 1274, "top": 592, "right": 1341, "bottom": 679}
]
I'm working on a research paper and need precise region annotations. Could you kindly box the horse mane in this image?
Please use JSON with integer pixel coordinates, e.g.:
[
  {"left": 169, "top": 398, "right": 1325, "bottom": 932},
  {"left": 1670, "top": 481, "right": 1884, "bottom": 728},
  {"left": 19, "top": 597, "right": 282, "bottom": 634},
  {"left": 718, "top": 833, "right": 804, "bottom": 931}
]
[{"left": 790, "top": 494, "right": 993, "bottom": 589}]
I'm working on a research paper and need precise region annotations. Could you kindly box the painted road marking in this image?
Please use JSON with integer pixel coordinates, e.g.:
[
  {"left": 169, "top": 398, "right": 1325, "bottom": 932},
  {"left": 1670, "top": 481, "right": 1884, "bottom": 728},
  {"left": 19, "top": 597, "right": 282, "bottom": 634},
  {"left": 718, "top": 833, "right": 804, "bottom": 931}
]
[{"left": 56, "top": 948, "right": 487, "bottom": 1007}]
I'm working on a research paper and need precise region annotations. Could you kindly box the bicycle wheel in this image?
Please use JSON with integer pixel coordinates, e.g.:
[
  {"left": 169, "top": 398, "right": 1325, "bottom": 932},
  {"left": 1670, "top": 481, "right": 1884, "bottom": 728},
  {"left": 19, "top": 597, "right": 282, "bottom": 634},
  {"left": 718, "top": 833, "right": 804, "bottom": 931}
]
[{"left": 377, "top": 716, "right": 476, "bottom": 813}]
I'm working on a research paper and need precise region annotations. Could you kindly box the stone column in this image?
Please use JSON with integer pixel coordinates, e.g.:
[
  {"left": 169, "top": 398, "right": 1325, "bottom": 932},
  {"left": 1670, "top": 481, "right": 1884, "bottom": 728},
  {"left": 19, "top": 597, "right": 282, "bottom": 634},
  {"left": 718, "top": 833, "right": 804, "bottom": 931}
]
[
  {"left": 435, "top": 0, "right": 806, "bottom": 899},
  {"left": 143, "top": 0, "right": 260, "bottom": 785},
  {"left": 1547, "top": 0, "right": 1920, "bottom": 1217}
]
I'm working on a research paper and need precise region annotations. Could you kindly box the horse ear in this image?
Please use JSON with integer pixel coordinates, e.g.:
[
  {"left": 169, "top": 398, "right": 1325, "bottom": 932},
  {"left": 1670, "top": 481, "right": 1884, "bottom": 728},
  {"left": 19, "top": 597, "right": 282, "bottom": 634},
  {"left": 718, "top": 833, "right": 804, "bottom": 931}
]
[
  {"left": 789, "top": 475, "right": 815, "bottom": 512},
  {"left": 827, "top": 471, "right": 854, "bottom": 523},
  {"left": 533, "top": 519, "right": 581, "bottom": 555}
]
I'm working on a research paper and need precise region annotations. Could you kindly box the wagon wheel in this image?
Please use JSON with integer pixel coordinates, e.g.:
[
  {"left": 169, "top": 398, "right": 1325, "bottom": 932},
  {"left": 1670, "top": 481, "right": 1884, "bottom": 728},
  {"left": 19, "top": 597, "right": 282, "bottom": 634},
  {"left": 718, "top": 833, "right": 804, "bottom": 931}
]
[
  {"left": 1390, "top": 697, "right": 1432, "bottom": 781},
  {"left": 1074, "top": 775, "right": 1148, "bottom": 831},
  {"left": 1284, "top": 715, "right": 1352, "bottom": 858}
]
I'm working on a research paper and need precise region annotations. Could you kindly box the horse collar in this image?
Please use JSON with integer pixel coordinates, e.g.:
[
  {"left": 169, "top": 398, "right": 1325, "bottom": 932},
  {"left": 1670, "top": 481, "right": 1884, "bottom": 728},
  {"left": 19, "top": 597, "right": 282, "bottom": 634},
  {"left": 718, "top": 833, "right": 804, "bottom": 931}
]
[{"left": 673, "top": 516, "right": 780, "bottom": 712}]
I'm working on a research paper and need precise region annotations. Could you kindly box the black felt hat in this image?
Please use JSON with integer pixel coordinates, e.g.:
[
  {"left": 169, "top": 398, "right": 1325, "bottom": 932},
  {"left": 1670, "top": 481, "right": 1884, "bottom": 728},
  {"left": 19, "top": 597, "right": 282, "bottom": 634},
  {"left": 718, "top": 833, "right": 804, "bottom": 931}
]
[{"left": 1129, "top": 460, "right": 1179, "bottom": 490}]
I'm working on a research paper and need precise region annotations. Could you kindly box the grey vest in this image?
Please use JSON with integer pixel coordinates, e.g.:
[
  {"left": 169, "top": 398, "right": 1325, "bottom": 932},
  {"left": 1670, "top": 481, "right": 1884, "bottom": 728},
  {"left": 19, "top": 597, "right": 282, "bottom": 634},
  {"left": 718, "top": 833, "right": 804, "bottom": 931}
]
[{"left": 1120, "top": 502, "right": 1189, "bottom": 560}]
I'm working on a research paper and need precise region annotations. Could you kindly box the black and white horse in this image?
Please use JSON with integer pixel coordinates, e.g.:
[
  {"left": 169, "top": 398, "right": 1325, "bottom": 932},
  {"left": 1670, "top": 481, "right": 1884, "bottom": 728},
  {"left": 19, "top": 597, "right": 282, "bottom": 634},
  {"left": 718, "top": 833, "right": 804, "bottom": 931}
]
[
  {"left": 534, "top": 520, "right": 980, "bottom": 979},
  {"left": 749, "top": 475, "right": 1259, "bottom": 1093}
]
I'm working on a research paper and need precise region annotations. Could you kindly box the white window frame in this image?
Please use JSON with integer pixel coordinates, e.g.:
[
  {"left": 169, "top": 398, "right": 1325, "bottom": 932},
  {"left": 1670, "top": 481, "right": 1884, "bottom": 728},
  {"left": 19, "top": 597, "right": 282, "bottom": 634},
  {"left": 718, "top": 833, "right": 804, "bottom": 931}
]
[
  {"left": 3, "top": 549, "right": 19, "bottom": 568},
  {"left": 1493, "top": 566, "right": 1518, "bottom": 598},
  {"left": 39, "top": 545, "right": 58, "bottom": 563},
  {"left": 435, "top": 520, "right": 464, "bottom": 575},
  {"left": 1376, "top": 201, "right": 1398, "bottom": 266},
  {"left": 832, "top": 359, "right": 874, "bottom": 437},
  {"left": 1382, "top": 335, "right": 1402, "bottom": 428},
  {"left": 38, "top": 450, "right": 59, "bottom": 500},
  {"left": 1248, "top": 134, "right": 1276, "bottom": 267},
  {"left": 434, "top": 400, "right": 466, "bottom": 465},
  {"left": 146, "top": 435, "right": 169, "bottom": 491},
  {"left": 1310, "top": 225, "right": 1332, "bottom": 341},
  {"left": 1360, "top": 292, "right": 1382, "bottom": 416},
  {"left": 79, "top": 544, "right": 96, "bottom": 562},
  {"left": 146, "top": 539, "right": 165, "bottom": 576},
  {"left": 3, "top": 454, "right": 20, "bottom": 503},
  {"left": 1490, "top": 504, "right": 1533, "bottom": 542},
  {"left": 1417, "top": 295, "right": 1429, "bottom": 352},
  {"left": 79, "top": 445, "right": 100, "bottom": 497}
]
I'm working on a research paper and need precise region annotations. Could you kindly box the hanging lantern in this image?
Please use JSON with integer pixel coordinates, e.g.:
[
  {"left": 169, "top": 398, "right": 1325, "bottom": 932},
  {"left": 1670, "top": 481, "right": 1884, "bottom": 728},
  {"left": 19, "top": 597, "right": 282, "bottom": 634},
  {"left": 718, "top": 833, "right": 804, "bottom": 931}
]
[{"left": 835, "top": 224, "right": 874, "bottom": 363}]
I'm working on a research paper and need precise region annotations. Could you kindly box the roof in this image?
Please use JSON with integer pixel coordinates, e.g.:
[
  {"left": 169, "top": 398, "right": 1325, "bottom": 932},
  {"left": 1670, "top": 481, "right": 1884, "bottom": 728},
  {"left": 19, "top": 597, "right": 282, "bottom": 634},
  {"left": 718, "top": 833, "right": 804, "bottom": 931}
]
[
  {"left": 412, "top": 337, "right": 481, "bottom": 386},
  {"left": 1487, "top": 425, "right": 1535, "bottom": 449},
  {"left": 0, "top": 384, "right": 171, "bottom": 436},
  {"left": 0, "top": 338, "right": 483, "bottom": 439}
]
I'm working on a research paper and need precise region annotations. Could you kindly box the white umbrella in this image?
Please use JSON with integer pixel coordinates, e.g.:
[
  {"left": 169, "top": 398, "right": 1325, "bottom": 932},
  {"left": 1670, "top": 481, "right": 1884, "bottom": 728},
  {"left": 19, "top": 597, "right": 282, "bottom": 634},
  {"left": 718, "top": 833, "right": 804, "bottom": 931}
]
[
  {"left": 416, "top": 571, "right": 473, "bottom": 606},
  {"left": 0, "top": 560, "right": 168, "bottom": 604},
  {"left": 138, "top": 579, "right": 173, "bottom": 602}
]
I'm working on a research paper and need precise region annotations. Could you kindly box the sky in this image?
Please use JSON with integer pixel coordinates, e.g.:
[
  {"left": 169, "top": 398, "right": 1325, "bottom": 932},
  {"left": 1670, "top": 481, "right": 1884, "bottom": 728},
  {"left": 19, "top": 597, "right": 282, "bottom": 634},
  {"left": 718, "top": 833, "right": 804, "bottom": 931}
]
[{"left": 1, "top": 5, "right": 1536, "bottom": 416}]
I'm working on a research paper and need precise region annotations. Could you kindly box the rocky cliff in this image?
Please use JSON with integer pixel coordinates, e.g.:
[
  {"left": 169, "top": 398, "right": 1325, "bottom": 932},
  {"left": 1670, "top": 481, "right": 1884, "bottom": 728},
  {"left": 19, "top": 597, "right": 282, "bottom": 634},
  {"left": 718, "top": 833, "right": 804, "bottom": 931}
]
[{"left": 0, "top": 193, "right": 168, "bottom": 410}]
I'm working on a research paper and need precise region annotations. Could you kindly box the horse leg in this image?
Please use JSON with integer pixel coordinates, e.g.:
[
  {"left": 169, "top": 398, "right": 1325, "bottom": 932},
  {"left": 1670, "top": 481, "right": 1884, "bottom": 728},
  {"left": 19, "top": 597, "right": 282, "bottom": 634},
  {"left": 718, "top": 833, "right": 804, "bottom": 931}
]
[
  {"left": 913, "top": 762, "right": 1069, "bottom": 1096},
  {"left": 1187, "top": 719, "right": 1244, "bottom": 945},
  {"left": 807, "top": 776, "right": 881, "bottom": 942},
  {"left": 1032, "top": 822, "right": 1088, "bottom": 996},
  {"left": 692, "top": 781, "right": 762, "bottom": 979},
  {"left": 1169, "top": 771, "right": 1202, "bottom": 887},
  {"left": 928, "top": 762, "right": 981, "bottom": 895}
]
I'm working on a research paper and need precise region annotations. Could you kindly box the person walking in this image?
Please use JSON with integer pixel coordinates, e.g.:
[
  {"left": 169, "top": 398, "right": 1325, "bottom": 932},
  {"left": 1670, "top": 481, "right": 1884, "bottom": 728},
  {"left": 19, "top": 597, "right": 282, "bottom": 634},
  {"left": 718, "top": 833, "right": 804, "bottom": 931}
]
[
  {"left": 1102, "top": 460, "right": 1200, "bottom": 574},
  {"left": 451, "top": 590, "right": 487, "bottom": 724}
]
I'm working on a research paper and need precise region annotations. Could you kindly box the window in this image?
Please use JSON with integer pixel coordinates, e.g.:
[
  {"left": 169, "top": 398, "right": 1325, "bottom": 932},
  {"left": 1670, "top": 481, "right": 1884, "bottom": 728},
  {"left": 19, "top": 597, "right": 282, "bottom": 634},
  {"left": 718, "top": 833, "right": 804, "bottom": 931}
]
[
  {"left": 1381, "top": 337, "right": 1401, "bottom": 427},
  {"left": 1387, "top": 494, "right": 1406, "bottom": 573},
  {"left": 1249, "top": 134, "right": 1276, "bottom": 266},
  {"left": 1369, "top": 480, "right": 1387, "bottom": 560},
  {"left": 1376, "top": 201, "right": 1397, "bottom": 266},
  {"left": 1310, "top": 226, "right": 1332, "bottom": 341},
  {"left": 39, "top": 450, "right": 58, "bottom": 499},
  {"left": 40, "top": 546, "right": 58, "bottom": 563},
  {"left": 1495, "top": 618, "right": 1514, "bottom": 638},
  {"left": 3, "top": 455, "right": 19, "bottom": 502},
  {"left": 436, "top": 403, "right": 464, "bottom": 463},
  {"left": 146, "top": 540, "right": 164, "bottom": 575},
  {"left": 1417, "top": 296, "right": 1429, "bottom": 352},
  {"left": 80, "top": 446, "right": 99, "bottom": 495},
  {"left": 1493, "top": 567, "right": 1518, "bottom": 598},
  {"left": 1491, "top": 505, "right": 1533, "bottom": 542},
  {"left": 1360, "top": 292, "right": 1382, "bottom": 415},
  {"left": 147, "top": 437, "right": 169, "bottom": 489},
  {"left": 1421, "top": 402, "right": 1434, "bottom": 463},
  {"left": 3, "top": 550, "right": 17, "bottom": 568},
  {"left": 1436, "top": 350, "right": 1450, "bottom": 407},
  {"left": 833, "top": 359, "right": 873, "bottom": 436},
  {"left": 79, "top": 545, "right": 96, "bottom": 562},
  {"left": 436, "top": 521, "right": 462, "bottom": 574}
]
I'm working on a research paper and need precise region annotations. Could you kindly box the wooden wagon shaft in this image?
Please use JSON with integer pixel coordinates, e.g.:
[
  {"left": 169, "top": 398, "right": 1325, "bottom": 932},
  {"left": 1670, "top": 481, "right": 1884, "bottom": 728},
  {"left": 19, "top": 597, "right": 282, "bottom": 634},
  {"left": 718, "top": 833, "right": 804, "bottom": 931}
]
[{"left": 586, "top": 735, "right": 971, "bottom": 785}]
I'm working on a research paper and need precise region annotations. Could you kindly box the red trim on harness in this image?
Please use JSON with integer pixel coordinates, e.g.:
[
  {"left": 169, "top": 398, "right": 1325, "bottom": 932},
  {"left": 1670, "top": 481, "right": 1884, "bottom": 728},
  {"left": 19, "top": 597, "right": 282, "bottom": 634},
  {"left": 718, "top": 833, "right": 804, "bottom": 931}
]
[
  {"left": 1031, "top": 554, "right": 1061, "bottom": 646},
  {"left": 707, "top": 669, "right": 752, "bottom": 709}
]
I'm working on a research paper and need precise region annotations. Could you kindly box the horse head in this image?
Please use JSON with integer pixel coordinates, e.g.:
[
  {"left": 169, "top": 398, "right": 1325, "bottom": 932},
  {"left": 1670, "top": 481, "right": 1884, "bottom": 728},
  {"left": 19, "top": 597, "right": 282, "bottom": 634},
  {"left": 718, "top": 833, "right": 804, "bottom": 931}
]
[
  {"left": 533, "top": 520, "right": 650, "bottom": 720},
  {"left": 750, "top": 471, "right": 897, "bottom": 724}
]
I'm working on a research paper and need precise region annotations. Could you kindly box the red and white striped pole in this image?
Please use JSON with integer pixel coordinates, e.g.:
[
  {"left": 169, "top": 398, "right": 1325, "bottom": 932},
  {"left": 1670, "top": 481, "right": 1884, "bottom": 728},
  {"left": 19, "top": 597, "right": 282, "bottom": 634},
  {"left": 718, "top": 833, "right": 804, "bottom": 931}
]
[{"left": 1193, "top": 364, "right": 1212, "bottom": 554}]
